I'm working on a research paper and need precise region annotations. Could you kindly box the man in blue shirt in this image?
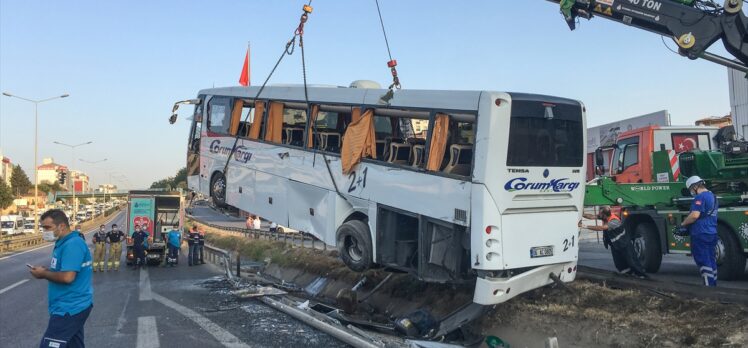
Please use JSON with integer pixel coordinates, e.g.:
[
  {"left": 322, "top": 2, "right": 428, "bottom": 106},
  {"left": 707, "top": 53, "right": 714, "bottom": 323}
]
[
  {"left": 30, "top": 209, "right": 93, "bottom": 348},
  {"left": 681, "top": 176, "right": 719, "bottom": 287},
  {"left": 165, "top": 223, "right": 182, "bottom": 267}
]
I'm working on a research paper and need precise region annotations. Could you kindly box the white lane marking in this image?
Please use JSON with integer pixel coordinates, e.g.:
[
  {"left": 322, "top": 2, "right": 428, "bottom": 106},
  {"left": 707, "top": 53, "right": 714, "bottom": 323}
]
[
  {"left": 139, "top": 268, "right": 153, "bottom": 301},
  {"left": 136, "top": 316, "right": 160, "bottom": 348},
  {"left": 0, "top": 279, "right": 29, "bottom": 295},
  {"left": 0, "top": 212, "right": 125, "bottom": 261},
  {"left": 115, "top": 291, "right": 132, "bottom": 337},
  {"left": 0, "top": 243, "right": 54, "bottom": 261},
  {"left": 152, "top": 291, "right": 251, "bottom": 348}
]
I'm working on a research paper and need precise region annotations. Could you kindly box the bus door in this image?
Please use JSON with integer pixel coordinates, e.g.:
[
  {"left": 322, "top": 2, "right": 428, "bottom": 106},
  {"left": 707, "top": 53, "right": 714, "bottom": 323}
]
[{"left": 187, "top": 101, "right": 203, "bottom": 192}]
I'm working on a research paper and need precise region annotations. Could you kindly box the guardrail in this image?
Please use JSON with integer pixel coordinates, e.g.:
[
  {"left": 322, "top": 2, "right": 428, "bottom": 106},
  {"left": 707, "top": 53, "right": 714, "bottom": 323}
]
[
  {"left": 0, "top": 234, "right": 44, "bottom": 252},
  {"left": 187, "top": 215, "right": 328, "bottom": 251}
]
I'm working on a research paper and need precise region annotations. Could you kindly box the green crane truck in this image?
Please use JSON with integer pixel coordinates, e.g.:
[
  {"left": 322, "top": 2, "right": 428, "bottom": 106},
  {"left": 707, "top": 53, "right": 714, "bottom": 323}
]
[
  {"left": 126, "top": 190, "right": 184, "bottom": 265},
  {"left": 585, "top": 126, "right": 748, "bottom": 280}
]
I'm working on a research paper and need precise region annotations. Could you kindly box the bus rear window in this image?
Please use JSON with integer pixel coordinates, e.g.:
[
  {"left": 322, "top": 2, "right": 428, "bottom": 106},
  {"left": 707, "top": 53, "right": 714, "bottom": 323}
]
[{"left": 507, "top": 100, "right": 583, "bottom": 167}]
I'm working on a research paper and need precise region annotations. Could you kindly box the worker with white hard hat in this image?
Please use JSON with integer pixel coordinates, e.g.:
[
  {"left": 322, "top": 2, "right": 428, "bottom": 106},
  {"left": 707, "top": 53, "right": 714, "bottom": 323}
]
[{"left": 679, "top": 176, "right": 719, "bottom": 286}]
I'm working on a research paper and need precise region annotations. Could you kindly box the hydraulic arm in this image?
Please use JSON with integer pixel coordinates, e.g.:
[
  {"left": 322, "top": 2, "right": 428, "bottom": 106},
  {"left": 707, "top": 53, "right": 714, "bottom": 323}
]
[{"left": 548, "top": 0, "right": 748, "bottom": 72}]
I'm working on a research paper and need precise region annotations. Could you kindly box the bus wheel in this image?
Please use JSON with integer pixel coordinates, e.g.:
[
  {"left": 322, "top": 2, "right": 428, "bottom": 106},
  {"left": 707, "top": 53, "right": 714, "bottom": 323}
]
[
  {"left": 336, "top": 220, "right": 373, "bottom": 272},
  {"left": 716, "top": 225, "right": 746, "bottom": 281},
  {"left": 210, "top": 172, "right": 227, "bottom": 208},
  {"left": 633, "top": 222, "right": 662, "bottom": 273}
]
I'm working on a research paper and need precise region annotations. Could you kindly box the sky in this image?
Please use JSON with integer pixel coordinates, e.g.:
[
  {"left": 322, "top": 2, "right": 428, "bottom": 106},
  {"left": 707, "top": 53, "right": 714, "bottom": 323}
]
[{"left": 0, "top": 1, "right": 733, "bottom": 189}]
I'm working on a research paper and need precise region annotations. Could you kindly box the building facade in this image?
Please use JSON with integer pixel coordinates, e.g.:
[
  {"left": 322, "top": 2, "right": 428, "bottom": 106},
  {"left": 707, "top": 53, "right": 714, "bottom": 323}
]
[
  {"left": 37, "top": 157, "right": 69, "bottom": 186},
  {"left": 0, "top": 151, "right": 12, "bottom": 186}
]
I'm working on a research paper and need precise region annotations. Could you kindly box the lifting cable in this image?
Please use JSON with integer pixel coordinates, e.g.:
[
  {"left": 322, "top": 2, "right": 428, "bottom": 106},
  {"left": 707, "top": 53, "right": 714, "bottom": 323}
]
[
  {"left": 374, "top": 0, "right": 401, "bottom": 104},
  {"left": 222, "top": 1, "right": 348, "bottom": 202}
]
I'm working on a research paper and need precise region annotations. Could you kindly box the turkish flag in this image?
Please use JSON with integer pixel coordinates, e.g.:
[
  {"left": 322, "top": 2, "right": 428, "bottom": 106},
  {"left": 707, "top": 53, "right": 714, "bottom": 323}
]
[
  {"left": 239, "top": 48, "right": 250, "bottom": 86},
  {"left": 673, "top": 134, "right": 699, "bottom": 153}
]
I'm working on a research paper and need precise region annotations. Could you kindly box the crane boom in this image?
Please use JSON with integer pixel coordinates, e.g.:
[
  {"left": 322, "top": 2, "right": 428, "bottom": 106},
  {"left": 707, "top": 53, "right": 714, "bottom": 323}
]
[{"left": 547, "top": 0, "right": 748, "bottom": 73}]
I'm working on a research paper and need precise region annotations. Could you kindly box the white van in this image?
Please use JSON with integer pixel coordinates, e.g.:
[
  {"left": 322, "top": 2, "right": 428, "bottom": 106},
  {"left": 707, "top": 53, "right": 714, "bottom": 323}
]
[{"left": 1, "top": 215, "right": 25, "bottom": 236}]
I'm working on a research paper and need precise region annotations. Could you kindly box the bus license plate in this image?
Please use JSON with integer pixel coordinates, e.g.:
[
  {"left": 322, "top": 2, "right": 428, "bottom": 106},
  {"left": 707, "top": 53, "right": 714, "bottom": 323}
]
[{"left": 530, "top": 246, "right": 554, "bottom": 258}]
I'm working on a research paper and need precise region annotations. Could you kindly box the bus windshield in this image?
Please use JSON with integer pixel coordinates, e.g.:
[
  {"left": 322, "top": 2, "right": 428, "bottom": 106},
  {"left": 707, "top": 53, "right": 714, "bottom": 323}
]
[{"left": 507, "top": 100, "right": 583, "bottom": 167}]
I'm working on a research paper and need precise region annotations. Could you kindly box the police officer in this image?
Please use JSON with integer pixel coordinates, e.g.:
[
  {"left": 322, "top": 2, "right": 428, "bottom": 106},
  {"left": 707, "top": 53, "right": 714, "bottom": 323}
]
[
  {"left": 582, "top": 206, "right": 648, "bottom": 278},
  {"left": 187, "top": 225, "right": 200, "bottom": 266},
  {"left": 92, "top": 225, "right": 108, "bottom": 272},
  {"left": 680, "top": 176, "right": 719, "bottom": 286},
  {"left": 131, "top": 225, "right": 148, "bottom": 270},
  {"left": 165, "top": 224, "right": 181, "bottom": 267},
  {"left": 106, "top": 224, "right": 126, "bottom": 271}
]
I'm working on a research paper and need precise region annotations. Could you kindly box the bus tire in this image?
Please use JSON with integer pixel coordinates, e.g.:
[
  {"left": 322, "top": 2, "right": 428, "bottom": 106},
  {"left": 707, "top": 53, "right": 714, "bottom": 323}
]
[
  {"left": 336, "top": 220, "right": 373, "bottom": 272},
  {"left": 210, "top": 172, "right": 228, "bottom": 208},
  {"left": 633, "top": 222, "right": 662, "bottom": 273},
  {"left": 716, "top": 225, "right": 746, "bottom": 281}
]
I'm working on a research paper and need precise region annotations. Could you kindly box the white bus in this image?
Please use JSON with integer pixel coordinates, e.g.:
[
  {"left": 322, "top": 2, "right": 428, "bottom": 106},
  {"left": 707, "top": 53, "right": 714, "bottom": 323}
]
[{"left": 172, "top": 83, "right": 586, "bottom": 305}]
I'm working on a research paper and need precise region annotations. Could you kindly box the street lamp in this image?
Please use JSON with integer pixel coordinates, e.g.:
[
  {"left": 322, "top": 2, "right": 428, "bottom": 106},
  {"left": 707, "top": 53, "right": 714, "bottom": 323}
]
[
  {"left": 80, "top": 158, "right": 107, "bottom": 216},
  {"left": 53, "top": 141, "right": 92, "bottom": 223},
  {"left": 3, "top": 91, "right": 69, "bottom": 234}
]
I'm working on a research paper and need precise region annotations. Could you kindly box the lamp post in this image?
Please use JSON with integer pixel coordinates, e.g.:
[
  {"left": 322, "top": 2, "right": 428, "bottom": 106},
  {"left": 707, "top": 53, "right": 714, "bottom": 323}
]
[
  {"left": 80, "top": 158, "right": 107, "bottom": 216},
  {"left": 2, "top": 92, "right": 69, "bottom": 234},
  {"left": 53, "top": 141, "right": 92, "bottom": 224}
]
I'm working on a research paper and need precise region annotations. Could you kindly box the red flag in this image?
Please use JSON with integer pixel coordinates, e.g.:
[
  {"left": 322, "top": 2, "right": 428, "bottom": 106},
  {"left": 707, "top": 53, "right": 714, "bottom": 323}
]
[
  {"left": 672, "top": 134, "right": 699, "bottom": 153},
  {"left": 239, "top": 47, "right": 250, "bottom": 86}
]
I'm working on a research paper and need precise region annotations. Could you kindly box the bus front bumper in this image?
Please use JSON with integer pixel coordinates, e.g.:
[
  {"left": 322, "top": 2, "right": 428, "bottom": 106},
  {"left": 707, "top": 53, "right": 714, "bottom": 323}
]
[{"left": 473, "top": 261, "right": 577, "bottom": 305}]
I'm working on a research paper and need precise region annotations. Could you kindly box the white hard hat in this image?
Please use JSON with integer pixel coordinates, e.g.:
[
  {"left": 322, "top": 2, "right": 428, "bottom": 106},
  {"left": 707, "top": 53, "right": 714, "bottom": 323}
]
[{"left": 686, "top": 176, "right": 704, "bottom": 189}]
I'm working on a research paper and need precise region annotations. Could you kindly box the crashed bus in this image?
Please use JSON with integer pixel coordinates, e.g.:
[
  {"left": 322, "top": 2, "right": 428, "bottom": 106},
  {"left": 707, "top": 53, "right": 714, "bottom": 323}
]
[{"left": 172, "top": 83, "right": 586, "bottom": 305}]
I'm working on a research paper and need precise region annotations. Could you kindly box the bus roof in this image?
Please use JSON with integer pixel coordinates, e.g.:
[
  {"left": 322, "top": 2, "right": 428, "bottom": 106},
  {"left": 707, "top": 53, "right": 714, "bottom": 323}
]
[{"left": 197, "top": 86, "right": 581, "bottom": 113}]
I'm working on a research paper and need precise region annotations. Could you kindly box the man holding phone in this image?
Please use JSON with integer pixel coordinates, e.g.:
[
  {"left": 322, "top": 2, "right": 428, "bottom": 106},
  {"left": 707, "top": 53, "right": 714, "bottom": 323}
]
[{"left": 29, "top": 209, "right": 93, "bottom": 348}]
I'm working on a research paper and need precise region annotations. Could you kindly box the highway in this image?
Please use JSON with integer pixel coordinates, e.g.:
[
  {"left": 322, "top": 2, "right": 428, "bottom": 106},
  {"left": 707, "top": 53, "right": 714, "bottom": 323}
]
[{"left": 0, "top": 211, "right": 346, "bottom": 348}]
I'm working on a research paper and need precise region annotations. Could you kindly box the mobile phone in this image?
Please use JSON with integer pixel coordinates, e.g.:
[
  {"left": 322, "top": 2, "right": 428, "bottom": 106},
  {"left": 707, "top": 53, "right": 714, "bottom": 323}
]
[{"left": 26, "top": 264, "right": 34, "bottom": 269}]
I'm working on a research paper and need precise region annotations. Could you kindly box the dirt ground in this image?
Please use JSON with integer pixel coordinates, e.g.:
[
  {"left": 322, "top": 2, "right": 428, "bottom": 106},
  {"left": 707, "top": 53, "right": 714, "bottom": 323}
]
[{"left": 203, "top": 227, "right": 748, "bottom": 348}]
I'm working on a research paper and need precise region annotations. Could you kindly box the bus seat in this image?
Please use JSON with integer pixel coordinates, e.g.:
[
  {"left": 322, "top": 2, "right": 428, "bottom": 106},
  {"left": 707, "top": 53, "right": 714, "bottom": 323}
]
[
  {"left": 443, "top": 144, "right": 473, "bottom": 176},
  {"left": 412, "top": 144, "right": 425, "bottom": 168},
  {"left": 318, "top": 132, "right": 341, "bottom": 153},
  {"left": 382, "top": 137, "right": 402, "bottom": 161},
  {"left": 376, "top": 140, "right": 386, "bottom": 159},
  {"left": 290, "top": 128, "right": 304, "bottom": 147},
  {"left": 387, "top": 142, "right": 412, "bottom": 165}
]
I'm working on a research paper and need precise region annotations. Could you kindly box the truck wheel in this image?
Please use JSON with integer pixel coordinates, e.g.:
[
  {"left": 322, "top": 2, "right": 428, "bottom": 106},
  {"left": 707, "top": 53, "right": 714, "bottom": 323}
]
[
  {"left": 633, "top": 222, "right": 662, "bottom": 273},
  {"left": 210, "top": 172, "right": 228, "bottom": 208},
  {"left": 336, "top": 220, "right": 373, "bottom": 272},
  {"left": 716, "top": 225, "right": 746, "bottom": 281}
]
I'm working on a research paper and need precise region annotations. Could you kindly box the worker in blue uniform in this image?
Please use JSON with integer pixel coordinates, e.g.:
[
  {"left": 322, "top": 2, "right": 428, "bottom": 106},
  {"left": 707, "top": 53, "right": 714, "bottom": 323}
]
[
  {"left": 131, "top": 225, "right": 149, "bottom": 270},
  {"left": 680, "top": 176, "right": 719, "bottom": 287}
]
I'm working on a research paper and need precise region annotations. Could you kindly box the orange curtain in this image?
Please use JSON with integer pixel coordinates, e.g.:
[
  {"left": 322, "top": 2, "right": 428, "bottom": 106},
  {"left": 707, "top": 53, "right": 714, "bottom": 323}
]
[
  {"left": 248, "top": 101, "right": 265, "bottom": 139},
  {"left": 341, "top": 108, "right": 377, "bottom": 174},
  {"left": 307, "top": 105, "right": 320, "bottom": 149},
  {"left": 264, "top": 102, "right": 284, "bottom": 143},
  {"left": 229, "top": 99, "right": 244, "bottom": 136},
  {"left": 427, "top": 113, "right": 449, "bottom": 171},
  {"left": 351, "top": 108, "right": 362, "bottom": 124}
]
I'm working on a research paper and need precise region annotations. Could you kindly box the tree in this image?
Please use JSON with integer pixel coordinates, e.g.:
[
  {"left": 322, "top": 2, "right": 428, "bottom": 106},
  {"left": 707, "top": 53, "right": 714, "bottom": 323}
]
[
  {"left": 150, "top": 167, "right": 187, "bottom": 190},
  {"left": 0, "top": 180, "right": 13, "bottom": 209},
  {"left": 38, "top": 182, "right": 62, "bottom": 194},
  {"left": 10, "top": 165, "right": 32, "bottom": 197}
]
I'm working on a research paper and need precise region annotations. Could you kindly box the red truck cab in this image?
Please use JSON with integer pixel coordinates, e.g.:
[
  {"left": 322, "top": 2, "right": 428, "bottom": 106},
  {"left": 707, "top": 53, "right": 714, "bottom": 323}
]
[{"left": 594, "top": 125, "right": 719, "bottom": 183}]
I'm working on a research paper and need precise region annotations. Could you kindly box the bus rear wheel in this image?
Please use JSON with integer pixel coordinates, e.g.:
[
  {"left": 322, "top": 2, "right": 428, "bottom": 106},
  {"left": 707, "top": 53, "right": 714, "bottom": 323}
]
[
  {"left": 633, "top": 222, "right": 662, "bottom": 273},
  {"left": 716, "top": 225, "right": 746, "bottom": 281},
  {"left": 336, "top": 220, "right": 373, "bottom": 272},
  {"left": 210, "top": 172, "right": 227, "bottom": 208}
]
